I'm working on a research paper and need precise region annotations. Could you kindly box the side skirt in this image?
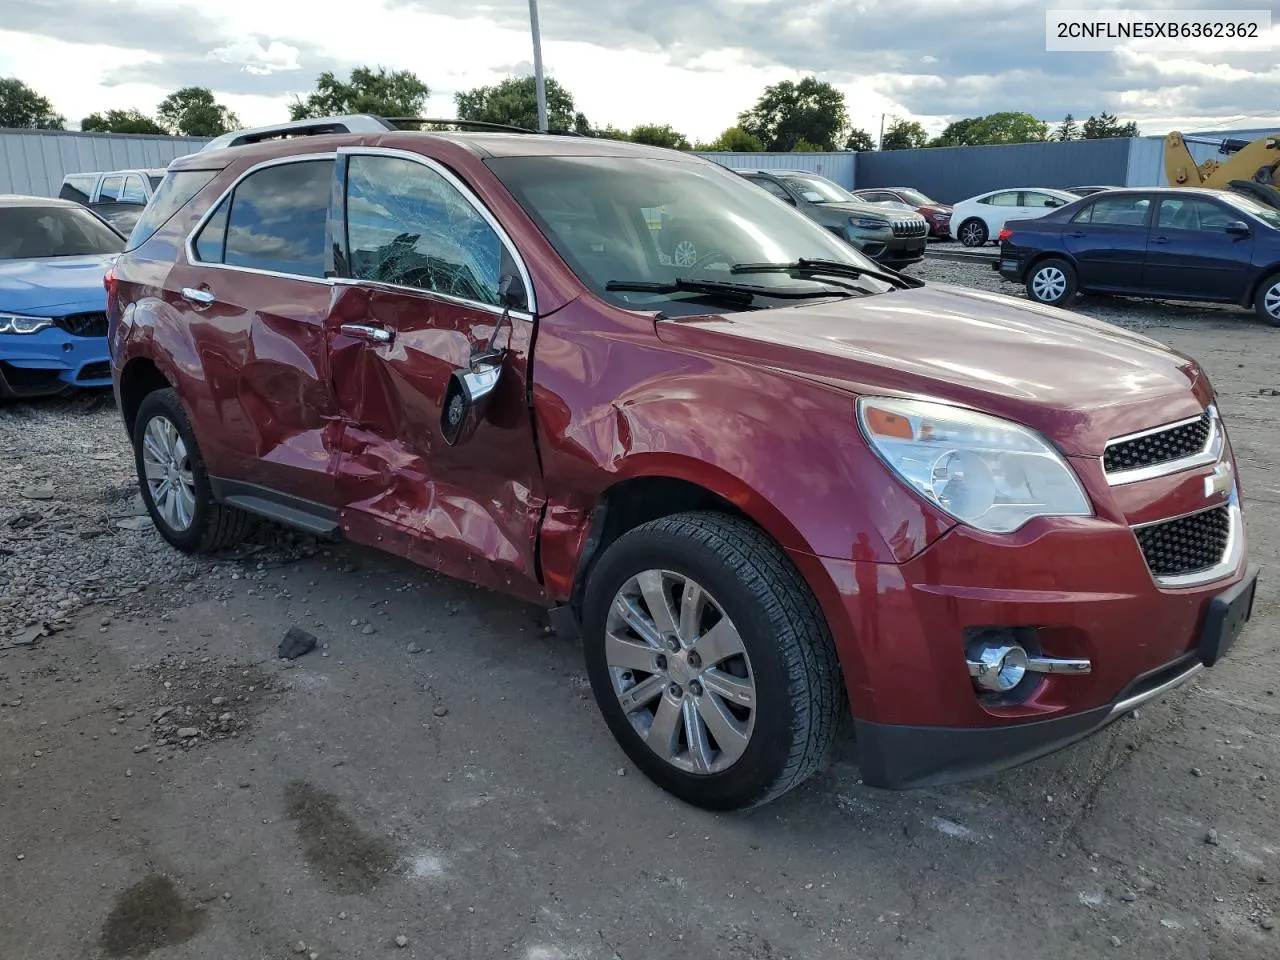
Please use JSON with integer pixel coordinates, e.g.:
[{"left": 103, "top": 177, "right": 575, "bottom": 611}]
[{"left": 208, "top": 477, "right": 340, "bottom": 537}]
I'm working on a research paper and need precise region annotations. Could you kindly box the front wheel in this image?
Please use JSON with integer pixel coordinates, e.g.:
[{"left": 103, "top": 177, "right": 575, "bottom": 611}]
[
  {"left": 1255, "top": 272, "right": 1280, "bottom": 327},
  {"left": 958, "top": 218, "right": 988, "bottom": 247},
  {"left": 1026, "top": 257, "right": 1078, "bottom": 307},
  {"left": 582, "top": 512, "right": 844, "bottom": 810}
]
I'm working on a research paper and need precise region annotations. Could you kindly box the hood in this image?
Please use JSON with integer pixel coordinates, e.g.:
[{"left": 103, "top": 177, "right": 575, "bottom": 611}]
[
  {"left": 0, "top": 254, "right": 115, "bottom": 314},
  {"left": 816, "top": 200, "right": 919, "bottom": 221},
  {"left": 654, "top": 283, "right": 1210, "bottom": 457}
]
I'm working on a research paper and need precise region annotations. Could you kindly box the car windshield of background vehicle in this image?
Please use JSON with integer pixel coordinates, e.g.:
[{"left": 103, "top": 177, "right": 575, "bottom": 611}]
[
  {"left": 778, "top": 175, "right": 856, "bottom": 204},
  {"left": 487, "top": 156, "right": 890, "bottom": 313},
  {"left": 897, "top": 189, "right": 935, "bottom": 206},
  {"left": 0, "top": 205, "right": 125, "bottom": 260},
  {"left": 1220, "top": 192, "right": 1280, "bottom": 229}
]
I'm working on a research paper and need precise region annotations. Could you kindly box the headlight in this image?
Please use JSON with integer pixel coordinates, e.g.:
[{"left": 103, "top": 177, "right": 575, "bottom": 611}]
[
  {"left": 0, "top": 313, "right": 54, "bottom": 335},
  {"left": 857, "top": 396, "right": 1092, "bottom": 533},
  {"left": 849, "top": 217, "right": 887, "bottom": 230}
]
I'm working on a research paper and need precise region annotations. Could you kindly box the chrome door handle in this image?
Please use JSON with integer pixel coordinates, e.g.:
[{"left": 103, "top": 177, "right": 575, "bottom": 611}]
[
  {"left": 339, "top": 323, "right": 393, "bottom": 344},
  {"left": 181, "top": 287, "right": 214, "bottom": 305}
]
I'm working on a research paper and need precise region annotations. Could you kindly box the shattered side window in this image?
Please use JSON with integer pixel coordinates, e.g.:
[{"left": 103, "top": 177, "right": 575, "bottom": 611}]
[{"left": 344, "top": 155, "right": 502, "bottom": 306}]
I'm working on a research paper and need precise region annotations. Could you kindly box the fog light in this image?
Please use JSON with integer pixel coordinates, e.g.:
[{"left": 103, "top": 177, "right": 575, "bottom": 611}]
[{"left": 968, "top": 642, "right": 1029, "bottom": 692}]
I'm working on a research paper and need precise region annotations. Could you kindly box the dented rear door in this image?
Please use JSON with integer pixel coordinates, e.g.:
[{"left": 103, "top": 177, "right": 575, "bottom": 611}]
[{"left": 327, "top": 149, "right": 546, "bottom": 601}]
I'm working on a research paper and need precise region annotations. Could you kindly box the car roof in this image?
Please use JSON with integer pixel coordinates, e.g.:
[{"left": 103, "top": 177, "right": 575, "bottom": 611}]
[
  {"left": 0, "top": 194, "right": 83, "bottom": 208},
  {"left": 733, "top": 169, "right": 828, "bottom": 177},
  {"left": 62, "top": 168, "right": 168, "bottom": 178}
]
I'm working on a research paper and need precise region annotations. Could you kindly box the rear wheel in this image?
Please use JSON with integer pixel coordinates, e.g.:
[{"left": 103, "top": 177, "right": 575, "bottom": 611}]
[
  {"left": 1255, "top": 272, "right": 1280, "bottom": 327},
  {"left": 958, "top": 218, "right": 988, "bottom": 247},
  {"left": 133, "top": 388, "right": 252, "bottom": 552},
  {"left": 1026, "top": 257, "right": 1078, "bottom": 307},
  {"left": 582, "top": 512, "right": 844, "bottom": 810}
]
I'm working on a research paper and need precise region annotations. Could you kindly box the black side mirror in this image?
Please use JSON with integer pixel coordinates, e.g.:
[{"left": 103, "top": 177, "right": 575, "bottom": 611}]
[
  {"left": 1225, "top": 220, "right": 1251, "bottom": 236},
  {"left": 498, "top": 273, "right": 527, "bottom": 311}
]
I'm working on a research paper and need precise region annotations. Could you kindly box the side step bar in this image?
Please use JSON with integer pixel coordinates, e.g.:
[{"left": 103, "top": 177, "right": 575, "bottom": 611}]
[{"left": 208, "top": 477, "right": 340, "bottom": 537}]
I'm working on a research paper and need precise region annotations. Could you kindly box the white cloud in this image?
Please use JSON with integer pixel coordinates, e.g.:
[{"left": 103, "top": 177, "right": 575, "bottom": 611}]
[{"left": 209, "top": 39, "right": 301, "bottom": 76}]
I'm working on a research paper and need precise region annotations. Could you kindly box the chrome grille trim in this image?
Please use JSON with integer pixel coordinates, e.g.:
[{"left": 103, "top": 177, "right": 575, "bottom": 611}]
[
  {"left": 1103, "top": 405, "right": 1222, "bottom": 486},
  {"left": 1130, "top": 484, "right": 1242, "bottom": 588},
  {"left": 890, "top": 218, "right": 928, "bottom": 238}
]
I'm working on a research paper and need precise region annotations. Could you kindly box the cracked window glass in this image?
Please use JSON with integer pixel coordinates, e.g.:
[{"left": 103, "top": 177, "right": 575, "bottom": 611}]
[{"left": 345, "top": 155, "right": 502, "bottom": 306}]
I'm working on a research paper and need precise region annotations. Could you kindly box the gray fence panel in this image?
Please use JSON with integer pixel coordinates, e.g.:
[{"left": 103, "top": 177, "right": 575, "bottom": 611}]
[
  {"left": 696, "top": 151, "right": 856, "bottom": 188},
  {"left": 0, "top": 129, "right": 210, "bottom": 197},
  {"left": 855, "top": 138, "right": 1132, "bottom": 204}
]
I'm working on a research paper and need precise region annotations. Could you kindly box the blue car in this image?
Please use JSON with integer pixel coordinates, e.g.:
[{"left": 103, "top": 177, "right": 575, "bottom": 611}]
[{"left": 0, "top": 195, "right": 124, "bottom": 398}]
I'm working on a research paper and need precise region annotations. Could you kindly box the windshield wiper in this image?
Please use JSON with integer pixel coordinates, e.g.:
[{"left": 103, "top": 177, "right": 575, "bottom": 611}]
[
  {"left": 731, "top": 258, "right": 924, "bottom": 289},
  {"left": 604, "top": 277, "right": 855, "bottom": 305}
]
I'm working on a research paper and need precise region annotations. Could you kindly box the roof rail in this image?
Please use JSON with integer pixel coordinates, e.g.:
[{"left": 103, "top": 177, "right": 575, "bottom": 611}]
[{"left": 199, "top": 114, "right": 590, "bottom": 153}]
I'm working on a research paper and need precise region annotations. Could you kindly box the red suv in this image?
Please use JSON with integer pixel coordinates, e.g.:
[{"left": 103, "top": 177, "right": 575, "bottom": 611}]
[{"left": 108, "top": 116, "right": 1258, "bottom": 810}]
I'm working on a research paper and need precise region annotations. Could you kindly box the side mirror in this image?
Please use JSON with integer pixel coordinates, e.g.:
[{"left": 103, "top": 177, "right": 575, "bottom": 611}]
[
  {"left": 1225, "top": 220, "right": 1251, "bottom": 236},
  {"left": 441, "top": 355, "right": 503, "bottom": 446},
  {"left": 498, "top": 273, "right": 528, "bottom": 311}
]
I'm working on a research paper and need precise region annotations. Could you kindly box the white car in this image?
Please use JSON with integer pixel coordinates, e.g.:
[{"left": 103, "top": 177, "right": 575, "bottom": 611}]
[{"left": 950, "top": 188, "right": 1079, "bottom": 247}]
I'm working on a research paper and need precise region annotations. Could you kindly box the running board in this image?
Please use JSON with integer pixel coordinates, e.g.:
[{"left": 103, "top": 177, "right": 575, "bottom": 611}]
[{"left": 209, "top": 478, "right": 340, "bottom": 536}]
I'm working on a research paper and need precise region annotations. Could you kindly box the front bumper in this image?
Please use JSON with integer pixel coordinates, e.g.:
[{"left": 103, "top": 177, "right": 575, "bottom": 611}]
[
  {"left": 0, "top": 328, "right": 111, "bottom": 398},
  {"left": 857, "top": 565, "right": 1257, "bottom": 788}
]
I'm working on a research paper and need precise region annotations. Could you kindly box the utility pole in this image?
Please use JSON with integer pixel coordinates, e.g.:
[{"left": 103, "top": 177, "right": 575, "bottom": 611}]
[
  {"left": 878, "top": 113, "right": 885, "bottom": 150},
  {"left": 529, "top": 0, "right": 548, "bottom": 132}
]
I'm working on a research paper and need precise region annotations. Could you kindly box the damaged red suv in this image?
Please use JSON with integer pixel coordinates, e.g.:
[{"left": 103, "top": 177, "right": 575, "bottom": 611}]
[{"left": 108, "top": 116, "right": 1257, "bottom": 810}]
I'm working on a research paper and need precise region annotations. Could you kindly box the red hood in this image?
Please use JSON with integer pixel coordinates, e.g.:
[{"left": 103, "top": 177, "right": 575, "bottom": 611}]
[{"left": 654, "top": 283, "right": 1212, "bottom": 457}]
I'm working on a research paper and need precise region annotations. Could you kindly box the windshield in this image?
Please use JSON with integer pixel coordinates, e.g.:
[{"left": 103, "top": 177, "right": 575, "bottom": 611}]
[
  {"left": 896, "top": 189, "right": 935, "bottom": 206},
  {"left": 0, "top": 205, "right": 124, "bottom": 260},
  {"left": 486, "top": 156, "right": 890, "bottom": 313},
  {"left": 777, "top": 175, "right": 856, "bottom": 204},
  {"left": 1221, "top": 192, "right": 1280, "bottom": 229}
]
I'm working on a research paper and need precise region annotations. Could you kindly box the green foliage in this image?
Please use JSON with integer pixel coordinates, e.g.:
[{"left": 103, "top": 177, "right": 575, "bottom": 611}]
[
  {"left": 697, "top": 126, "right": 764, "bottom": 152},
  {"left": 455, "top": 76, "right": 587, "bottom": 132},
  {"left": 290, "top": 67, "right": 429, "bottom": 121},
  {"left": 157, "top": 87, "right": 240, "bottom": 137},
  {"left": 737, "top": 76, "right": 849, "bottom": 151},
  {"left": 626, "top": 123, "right": 690, "bottom": 150},
  {"left": 0, "top": 77, "right": 64, "bottom": 129},
  {"left": 80, "top": 109, "right": 166, "bottom": 134},
  {"left": 880, "top": 117, "right": 929, "bottom": 151},
  {"left": 1082, "top": 111, "right": 1139, "bottom": 139},
  {"left": 791, "top": 138, "right": 822, "bottom": 152},
  {"left": 931, "top": 112, "right": 1047, "bottom": 147},
  {"left": 844, "top": 127, "right": 876, "bottom": 151},
  {"left": 1054, "top": 113, "right": 1080, "bottom": 141}
]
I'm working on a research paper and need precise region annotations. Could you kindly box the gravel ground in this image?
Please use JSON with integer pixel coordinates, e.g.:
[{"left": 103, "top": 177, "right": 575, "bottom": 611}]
[{"left": 2, "top": 262, "right": 1279, "bottom": 960}]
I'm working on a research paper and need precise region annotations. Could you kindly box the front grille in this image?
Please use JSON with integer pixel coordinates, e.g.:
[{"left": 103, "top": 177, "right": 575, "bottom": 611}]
[
  {"left": 1135, "top": 506, "right": 1230, "bottom": 578},
  {"left": 77, "top": 361, "right": 111, "bottom": 382},
  {"left": 54, "top": 312, "right": 108, "bottom": 338},
  {"left": 1104, "top": 412, "right": 1211, "bottom": 474},
  {"left": 891, "top": 218, "right": 928, "bottom": 238}
]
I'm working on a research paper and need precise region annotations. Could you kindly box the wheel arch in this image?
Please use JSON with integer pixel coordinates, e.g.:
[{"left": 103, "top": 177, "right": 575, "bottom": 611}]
[
  {"left": 1023, "top": 250, "right": 1080, "bottom": 285},
  {"left": 1244, "top": 264, "right": 1280, "bottom": 307},
  {"left": 118, "top": 356, "right": 173, "bottom": 434}
]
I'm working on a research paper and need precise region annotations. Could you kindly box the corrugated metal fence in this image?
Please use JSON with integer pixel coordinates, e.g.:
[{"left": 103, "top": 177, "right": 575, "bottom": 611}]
[
  {"left": 695, "top": 151, "right": 856, "bottom": 188},
  {"left": 855, "top": 138, "right": 1133, "bottom": 204},
  {"left": 0, "top": 129, "right": 210, "bottom": 197}
]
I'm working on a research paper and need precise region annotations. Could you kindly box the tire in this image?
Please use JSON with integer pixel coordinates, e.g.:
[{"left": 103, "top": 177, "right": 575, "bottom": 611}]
[
  {"left": 582, "top": 511, "right": 844, "bottom": 810},
  {"left": 132, "top": 388, "right": 252, "bottom": 553},
  {"left": 1025, "top": 257, "right": 1078, "bottom": 307},
  {"left": 958, "top": 218, "right": 988, "bottom": 247},
  {"left": 1255, "top": 272, "right": 1280, "bottom": 327}
]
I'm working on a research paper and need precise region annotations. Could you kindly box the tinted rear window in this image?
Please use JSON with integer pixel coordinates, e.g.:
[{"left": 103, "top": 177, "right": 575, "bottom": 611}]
[
  {"left": 59, "top": 174, "right": 97, "bottom": 204},
  {"left": 0, "top": 205, "right": 124, "bottom": 259},
  {"left": 221, "top": 160, "right": 332, "bottom": 277},
  {"left": 125, "top": 169, "right": 219, "bottom": 251}
]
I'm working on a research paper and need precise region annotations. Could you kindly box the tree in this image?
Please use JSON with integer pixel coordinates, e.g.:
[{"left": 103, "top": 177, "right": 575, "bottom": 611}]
[
  {"left": 456, "top": 76, "right": 588, "bottom": 132},
  {"left": 290, "top": 67, "right": 429, "bottom": 121},
  {"left": 737, "top": 76, "right": 849, "bottom": 151},
  {"left": 791, "top": 139, "right": 822, "bottom": 152},
  {"left": 929, "top": 112, "right": 1046, "bottom": 147},
  {"left": 0, "top": 77, "right": 64, "bottom": 129},
  {"left": 157, "top": 87, "right": 240, "bottom": 137},
  {"left": 880, "top": 117, "right": 929, "bottom": 150},
  {"left": 1082, "top": 111, "right": 1139, "bottom": 139},
  {"left": 626, "top": 123, "right": 690, "bottom": 150},
  {"left": 1054, "top": 113, "right": 1080, "bottom": 141},
  {"left": 80, "top": 109, "right": 166, "bottom": 135},
  {"left": 844, "top": 127, "right": 876, "bottom": 151},
  {"left": 697, "top": 126, "right": 764, "bottom": 152}
]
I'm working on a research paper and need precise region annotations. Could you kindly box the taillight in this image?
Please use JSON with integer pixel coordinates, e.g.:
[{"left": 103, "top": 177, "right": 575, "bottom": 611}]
[{"left": 998, "top": 227, "right": 1013, "bottom": 243}]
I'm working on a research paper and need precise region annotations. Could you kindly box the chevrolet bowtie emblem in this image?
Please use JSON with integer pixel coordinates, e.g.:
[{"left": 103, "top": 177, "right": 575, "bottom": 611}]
[{"left": 1204, "top": 462, "right": 1234, "bottom": 500}]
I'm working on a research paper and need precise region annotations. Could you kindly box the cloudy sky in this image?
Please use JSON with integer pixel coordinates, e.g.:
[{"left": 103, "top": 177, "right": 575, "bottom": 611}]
[{"left": 2, "top": 0, "right": 1278, "bottom": 140}]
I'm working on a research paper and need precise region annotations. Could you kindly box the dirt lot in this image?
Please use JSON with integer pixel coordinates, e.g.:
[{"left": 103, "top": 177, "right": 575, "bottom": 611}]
[{"left": 2, "top": 267, "right": 1278, "bottom": 960}]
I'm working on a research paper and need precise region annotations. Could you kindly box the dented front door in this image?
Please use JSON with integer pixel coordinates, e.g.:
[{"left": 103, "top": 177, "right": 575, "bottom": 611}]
[{"left": 328, "top": 150, "right": 546, "bottom": 601}]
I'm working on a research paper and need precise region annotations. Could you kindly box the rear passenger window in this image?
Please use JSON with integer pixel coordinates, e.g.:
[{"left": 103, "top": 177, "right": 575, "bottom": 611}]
[
  {"left": 344, "top": 154, "right": 504, "bottom": 305},
  {"left": 121, "top": 175, "right": 147, "bottom": 204},
  {"left": 194, "top": 160, "right": 332, "bottom": 277},
  {"left": 1075, "top": 195, "right": 1149, "bottom": 226},
  {"left": 99, "top": 175, "right": 124, "bottom": 203}
]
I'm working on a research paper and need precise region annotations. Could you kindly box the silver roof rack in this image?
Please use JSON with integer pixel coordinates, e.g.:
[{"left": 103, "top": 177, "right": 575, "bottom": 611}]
[{"left": 198, "top": 115, "right": 396, "bottom": 153}]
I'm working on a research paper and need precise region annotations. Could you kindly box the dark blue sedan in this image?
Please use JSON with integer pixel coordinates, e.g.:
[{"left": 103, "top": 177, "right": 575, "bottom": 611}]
[{"left": 996, "top": 187, "right": 1280, "bottom": 326}]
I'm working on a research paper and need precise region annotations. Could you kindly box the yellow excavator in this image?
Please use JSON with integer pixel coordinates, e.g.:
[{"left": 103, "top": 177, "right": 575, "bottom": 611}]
[{"left": 1165, "top": 130, "right": 1280, "bottom": 208}]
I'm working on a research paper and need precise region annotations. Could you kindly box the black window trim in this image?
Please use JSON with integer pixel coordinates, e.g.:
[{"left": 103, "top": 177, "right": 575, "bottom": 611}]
[
  {"left": 332, "top": 145, "right": 537, "bottom": 319},
  {"left": 184, "top": 153, "right": 337, "bottom": 286}
]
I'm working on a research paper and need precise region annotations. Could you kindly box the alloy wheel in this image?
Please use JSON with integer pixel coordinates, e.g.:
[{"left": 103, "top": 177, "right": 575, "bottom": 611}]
[
  {"left": 961, "top": 222, "right": 985, "bottom": 246},
  {"left": 605, "top": 570, "right": 756, "bottom": 775},
  {"left": 1266, "top": 281, "right": 1280, "bottom": 320},
  {"left": 1032, "top": 266, "right": 1067, "bottom": 302},
  {"left": 141, "top": 414, "right": 196, "bottom": 532}
]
